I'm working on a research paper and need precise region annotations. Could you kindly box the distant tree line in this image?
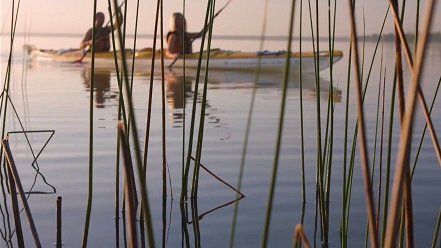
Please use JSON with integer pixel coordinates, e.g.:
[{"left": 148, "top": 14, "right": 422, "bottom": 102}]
[{"left": 363, "top": 32, "right": 441, "bottom": 42}]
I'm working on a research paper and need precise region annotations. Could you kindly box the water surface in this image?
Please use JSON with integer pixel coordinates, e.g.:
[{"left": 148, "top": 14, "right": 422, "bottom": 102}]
[{"left": 1, "top": 36, "right": 441, "bottom": 247}]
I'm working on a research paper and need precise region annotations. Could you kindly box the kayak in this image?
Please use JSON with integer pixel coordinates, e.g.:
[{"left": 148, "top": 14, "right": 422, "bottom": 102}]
[
  {"left": 24, "top": 45, "right": 131, "bottom": 64},
  {"left": 25, "top": 45, "right": 343, "bottom": 74},
  {"left": 135, "top": 48, "right": 343, "bottom": 73}
]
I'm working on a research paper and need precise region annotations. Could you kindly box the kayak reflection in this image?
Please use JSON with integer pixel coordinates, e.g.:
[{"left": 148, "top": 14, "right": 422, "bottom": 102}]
[
  {"left": 163, "top": 69, "right": 341, "bottom": 126},
  {"left": 163, "top": 68, "right": 341, "bottom": 100}
]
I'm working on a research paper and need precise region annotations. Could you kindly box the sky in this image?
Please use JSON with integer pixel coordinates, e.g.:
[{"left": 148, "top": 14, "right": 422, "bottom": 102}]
[{"left": 1, "top": 0, "right": 440, "bottom": 39}]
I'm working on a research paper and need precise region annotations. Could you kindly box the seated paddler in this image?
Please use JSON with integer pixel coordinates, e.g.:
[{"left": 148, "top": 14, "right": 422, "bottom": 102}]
[
  {"left": 165, "top": 12, "right": 203, "bottom": 59},
  {"left": 80, "top": 9, "right": 123, "bottom": 53}
]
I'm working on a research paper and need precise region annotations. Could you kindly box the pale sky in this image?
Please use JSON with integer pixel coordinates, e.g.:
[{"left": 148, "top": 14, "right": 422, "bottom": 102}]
[{"left": 1, "top": 0, "right": 440, "bottom": 38}]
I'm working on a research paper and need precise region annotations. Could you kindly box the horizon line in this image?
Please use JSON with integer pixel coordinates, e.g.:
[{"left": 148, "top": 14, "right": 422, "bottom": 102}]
[{"left": 3, "top": 32, "right": 440, "bottom": 42}]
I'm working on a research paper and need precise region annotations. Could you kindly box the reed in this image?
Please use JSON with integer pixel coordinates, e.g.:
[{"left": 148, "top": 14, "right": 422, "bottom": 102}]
[
  {"left": 384, "top": 0, "right": 436, "bottom": 246},
  {"left": 81, "top": 0, "right": 99, "bottom": 246},
  {"left": 190, "top": 0, "right": 215, "bottom": 198},
  {"left": 180, "top": 2, "right": 211, "bottom": 201},
  {"left": 230, "top": 0, "right": 269, "bottom": 246},
  {"left": 411, "top": 75, "right": 441, "bottom": 178},
  {"left": 118, "top": 122, "right": 139, "bottom": 248},
  {"left": 298, "top": 0, "right": 306, "bottom": 214},
  {"left": 0, "top": 4, "right": 17, "bottom": 239},
  {"left": 261, "top": 0, "right": 296, "bottom": 247},
  {"left": 113, "top": 0, "right": 157, "bottom": 246},
  {"left": 1, "top": 0, "right": 441, "bottom": 247},
  {"left": 2, "top": 138, "right": 41, "bottom": 247},
  {"left": 180, "top": 1, "right": 188, "bottom": 205}
]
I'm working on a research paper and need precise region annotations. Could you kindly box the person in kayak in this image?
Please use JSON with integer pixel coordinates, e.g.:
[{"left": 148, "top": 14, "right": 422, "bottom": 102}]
[
  {"left": 80, "top": 10, "right": 122, "bottom": 52},
  {"left": 165, "top": 12, "right": 202, "bottom": 59}
]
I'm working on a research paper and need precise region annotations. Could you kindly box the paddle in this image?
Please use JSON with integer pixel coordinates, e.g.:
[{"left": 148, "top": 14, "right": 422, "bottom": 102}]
[
  {"left": 73, "top": 47, "right": 91, "bottom": 64},
  {"left": 168, "top": 0, "right": 233, "bottom": 69},
  {"left": 73, "top": 24, "right": 112, "bottom": 63},
  {"left": 73, "top": 2, "right": 125, "bottom": 63}
]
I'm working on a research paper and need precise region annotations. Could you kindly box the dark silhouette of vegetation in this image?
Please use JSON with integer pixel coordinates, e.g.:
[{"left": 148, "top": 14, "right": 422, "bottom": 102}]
[{"left": 364, "top": 32, "right": 441, "bottom": 42}]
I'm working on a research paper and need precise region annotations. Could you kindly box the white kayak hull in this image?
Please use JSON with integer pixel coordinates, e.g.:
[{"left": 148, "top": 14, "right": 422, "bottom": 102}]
[{"left": 25, "top": 45, "right": 343, "bottom": 74}]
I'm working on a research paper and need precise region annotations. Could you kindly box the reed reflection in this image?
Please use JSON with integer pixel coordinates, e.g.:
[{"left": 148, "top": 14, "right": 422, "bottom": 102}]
[
  {"left": 0, "top": 131, "right": 57, "bottom": 246},
  {"left": 81, "top": 68, "right": 118, "bottom": 108}
]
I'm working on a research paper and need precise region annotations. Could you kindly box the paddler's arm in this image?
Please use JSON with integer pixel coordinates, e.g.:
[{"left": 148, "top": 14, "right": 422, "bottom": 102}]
[
  {"left": 189, "top": 31, "right": 203, "bottom": 40},
  {"left": 80, "top": 29, "right": 93, "bottom": 49},
  {"left": 109, "top": 8, "right": 124, "bottom": 32},
  {"left": 165, "top": 33, "right": 180, "bottom": 59},
  {"left": 188, "top": 22, "right": 210, "bottom": 41},
  {"left": 79, "top": 9, "right": 123, "bottom": 49}
]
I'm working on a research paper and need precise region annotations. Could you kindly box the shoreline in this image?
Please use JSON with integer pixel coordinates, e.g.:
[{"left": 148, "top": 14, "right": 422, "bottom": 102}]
[{"left": 3, "top": 32, "right": 441, "bottom": 43}]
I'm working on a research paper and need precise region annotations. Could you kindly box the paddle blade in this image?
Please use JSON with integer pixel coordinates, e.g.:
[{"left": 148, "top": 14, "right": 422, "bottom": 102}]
[{"left": 73, "top": 49, "right": 89, "bottom": 63}]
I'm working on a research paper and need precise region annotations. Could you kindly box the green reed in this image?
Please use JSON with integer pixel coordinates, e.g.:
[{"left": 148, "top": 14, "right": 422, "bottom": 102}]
[
  {"left": 261, "top": 0, "right": 297, "bottom": 247},
  {"left": 433, "top": 204, "right": 441, "bottom": 248},
  {"left": 110, "top": 0, "right": 440, "bottom": 247},
  {"left": 347, "top": 9, "right": 390, "bottom": 248},
  {"left": 361, "top": 36, "right": 386, "bottom": 248},
  {"left": 304, "top": 1, "right": 319, "bottom": 244},
  {"left": 323, "top": 0, "right": 338, "bottom": 245},
  {"left": 349, "top": 3, "right": 380, "bottom": 246},
  {"left": 415, "top": 75, "right": 441, "bottom": 246},
  {"left": 190, "top": 0, "right": 214, "bottom": 198},
  {"left": 81, "top": 0, "right": 156, "bottom": 246},
  {"left": 0, "top": 2, "right": 47, "bottom": 247},
  {"left": 395, "top": 0, "right": 412, "bottom": 245},
  {"left": 386, "top": 1, "right": 436, "bottom": 246},
  {"left": 180, "top": 1, "right": 188, "bottom": 205},
  {"left": 181, "top": 1, "right": 212, "bottom": 201},
  {"left": 298, "top": 0, "right": 306, "bottom": 217},
  {"left": 115, "top": 0, "right": 157, "bottom": 246},
  {"left": 229, "top": 0, "right": 270, "bottom": 245},
  {"left": 2, "top": 0, "right": 441, "bottom": 247},
  {"left": 411, "top": 75, "right": 441, "bottom": 179},
  {"left": 81, "top": 0, "right": 98, "bottom": 246},
  {"left": 117, "top": 122, "right": 138, "bottom": 247}
]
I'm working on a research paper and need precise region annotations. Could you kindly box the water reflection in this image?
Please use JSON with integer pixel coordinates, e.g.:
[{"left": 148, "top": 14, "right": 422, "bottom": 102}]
[
  {"left": 165, "top": 72, "right": 231, "bottom": 132},
  {"left": 163, "top": 69, "right": 342, "bottom": 126},
  {"left": 176, "top": 158, "right": 245, "bottom": 247},
  {"left": 81, "top": 68, "right": 118, "bottom": 108},
  {"left": 0, "top": 130, "right": 57, "bottom": 245},
  {"left": 165, "top": 72, "right": 193, "bottom": 126},
  {"left": 80, "top": 65, "right": 341, "bottom": 121},
  {"left": 164, "top": 68, "right": 341, "bottom": 97},
  {"left": 295, "top": 73, "right": 342, "bottom": 103}
]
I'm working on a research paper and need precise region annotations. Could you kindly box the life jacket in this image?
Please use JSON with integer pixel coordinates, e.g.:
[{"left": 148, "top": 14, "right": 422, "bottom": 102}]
[
  {"left": 95, "top": 27, "right": 110, "bottom": 40},
  {"left": 94, "top": 27, "right": 110, "bottom": 52},
  {"left": 166, "top": 31, "right": 192, "bottom": 54}
]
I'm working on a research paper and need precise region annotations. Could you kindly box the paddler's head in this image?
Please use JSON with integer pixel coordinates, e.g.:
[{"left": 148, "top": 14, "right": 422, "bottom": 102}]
[
  {"left": 170, "top": 12, "right": 187, "bottom": 32},
  {"left": 95, "top": 12, "right": 105, "bottom": 27}
]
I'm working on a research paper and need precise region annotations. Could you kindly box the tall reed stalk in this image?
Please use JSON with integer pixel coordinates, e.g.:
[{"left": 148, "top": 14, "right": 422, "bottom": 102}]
[
  {"left": 0, "top": 2, "right": 21, "bottom": 245},
  {"left": 81, "top": 0, "right": 99, "bottom": 246},
  {"left": 181, "top": 0, "right": 213, "bottom": 201},
  {"left": 347, "top": 0, "right": 379, "bottom": 246},
  {"left": 384, "top": 1, "right": 436, "bottom": 246},
  {"left": 192, "top": 0, "right": 213, "bottom": 198},
  {"left": 2, "top": 0, "right": 441, "bottom": 246},
  {"left": 230, "top": 0, "right": 269, "bottom": 246},
  {"left": 261, "top": 0, "right": 296, "bottom": 247},
  {"left": 113, "top": 0, "right": 157, "bottom": 246}
]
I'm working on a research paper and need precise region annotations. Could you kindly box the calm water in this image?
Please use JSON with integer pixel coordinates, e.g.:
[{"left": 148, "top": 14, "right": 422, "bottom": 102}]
[{"left": 1, "top": 35, "right": 441, "bottom": 247}]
